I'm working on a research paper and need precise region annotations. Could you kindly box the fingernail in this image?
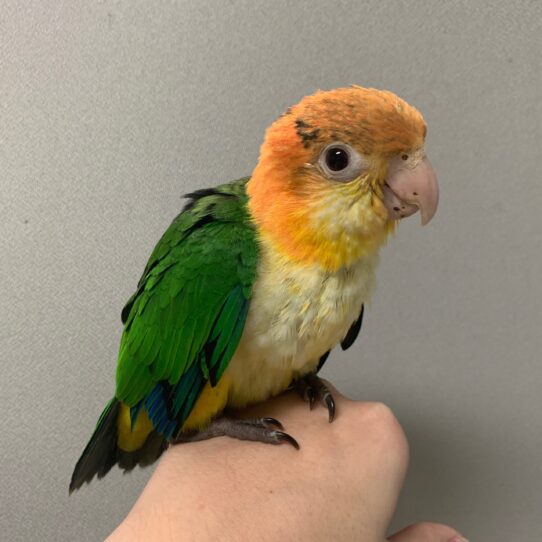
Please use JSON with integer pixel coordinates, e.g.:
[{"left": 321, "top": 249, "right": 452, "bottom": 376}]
[{"left": 448, "top": 537, "right": 469, "bottom": 542}]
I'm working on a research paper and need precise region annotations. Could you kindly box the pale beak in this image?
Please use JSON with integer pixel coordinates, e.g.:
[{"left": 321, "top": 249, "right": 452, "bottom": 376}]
[{"left": 382, "top": 156, "right": 439, "bottom": 225}]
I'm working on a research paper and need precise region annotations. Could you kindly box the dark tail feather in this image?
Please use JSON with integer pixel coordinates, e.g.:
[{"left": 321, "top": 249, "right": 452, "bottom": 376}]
[
  {"left": 116, "top": 430, "right": 166, "bottom": 471},
  {"left": 69, "top": 399, "right": 120, "bottom": 493},
  {"left": 69, "top": 399, "right": 167, "bottom": 493}
]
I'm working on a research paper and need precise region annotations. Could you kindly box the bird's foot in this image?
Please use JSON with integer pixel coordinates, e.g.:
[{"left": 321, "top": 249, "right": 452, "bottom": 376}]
[
  {"left": 172, "top": 416, "right": 299, "bottom": 449},
  {"left": 295, "top": 373, "right": 336, "bottom": 422}
]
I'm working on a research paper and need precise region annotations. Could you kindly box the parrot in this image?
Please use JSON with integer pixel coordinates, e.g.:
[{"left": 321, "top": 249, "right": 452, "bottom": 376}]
[{"left": 69, "top": 85, "right": 438, "bottom": 492}]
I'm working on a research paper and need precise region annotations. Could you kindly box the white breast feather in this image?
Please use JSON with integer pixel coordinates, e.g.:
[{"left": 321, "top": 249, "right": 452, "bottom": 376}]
[{"left": 224, "top": 245, "right": 379, "bottom": 406}]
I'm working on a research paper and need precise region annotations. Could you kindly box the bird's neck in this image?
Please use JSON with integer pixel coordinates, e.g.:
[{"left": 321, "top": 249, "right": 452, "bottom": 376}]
[{"left": 247, "top": 167, "right": 394, "bottom": 272}]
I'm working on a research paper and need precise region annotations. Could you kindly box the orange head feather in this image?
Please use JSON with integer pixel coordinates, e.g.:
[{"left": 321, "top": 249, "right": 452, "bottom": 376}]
[{"left": 247, "top": 86, "right": 429, "bottom": 271}]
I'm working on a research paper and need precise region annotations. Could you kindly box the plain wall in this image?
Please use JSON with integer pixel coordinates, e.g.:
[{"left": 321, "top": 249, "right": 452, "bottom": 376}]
[{"left": 1, "top": 1, "right": 541, "bottom": 540}]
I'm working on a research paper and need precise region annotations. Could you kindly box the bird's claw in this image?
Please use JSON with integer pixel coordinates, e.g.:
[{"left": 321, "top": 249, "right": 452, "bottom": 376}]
[
  {"left": 239, "top": 416, "right": 284, "bottom": 430},
  {"left": 295, "top": 373, "right": 337, "bottom": 423},
  {"left": 261, "top": 417, "right": 284, "bottom": 430},
  {"left": 323, "top": 392, "right": 335, "bottom": 423},
  {"left": 272, "top": 430, "right": 300, "bottom": 450}
]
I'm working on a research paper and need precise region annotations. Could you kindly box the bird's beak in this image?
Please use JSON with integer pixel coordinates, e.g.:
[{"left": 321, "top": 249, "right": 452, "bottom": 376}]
[{"left": 382, "top": 156, "right": 439, "bottom": 225}]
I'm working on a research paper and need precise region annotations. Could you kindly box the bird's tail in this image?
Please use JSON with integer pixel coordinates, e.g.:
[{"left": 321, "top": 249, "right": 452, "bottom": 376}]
[{"left": 69, "top": 398, "right": 166, "bottom": 493}]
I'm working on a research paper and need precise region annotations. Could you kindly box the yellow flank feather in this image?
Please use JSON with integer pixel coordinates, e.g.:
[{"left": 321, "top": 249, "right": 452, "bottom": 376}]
[
  {"left": 117, "top": 378, "right": 232, "bottom": 450},
  {"left": 181, "top": 377, "right": 232, "bottom": 431},
  {"left": 117, "top": 403, "right": 154, "bottom": 452}
]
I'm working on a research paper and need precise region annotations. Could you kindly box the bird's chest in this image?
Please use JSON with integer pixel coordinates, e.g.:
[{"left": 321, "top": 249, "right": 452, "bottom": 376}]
[
  {"left": 225, "top": 248, "right": 379, "bottom": 406},
  {"left": 246, "top": 253, "right": 378, "bottom": 367}
]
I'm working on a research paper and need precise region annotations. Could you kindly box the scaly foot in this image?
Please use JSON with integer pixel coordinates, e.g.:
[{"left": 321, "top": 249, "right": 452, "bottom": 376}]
[{"left": 172, "top": 417, "right": 300, "bottom": 449}]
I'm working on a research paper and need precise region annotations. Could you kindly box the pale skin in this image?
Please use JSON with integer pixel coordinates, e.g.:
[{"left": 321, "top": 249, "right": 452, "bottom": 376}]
[{"left": 108, "top": 384, "right": 467, "bottom": 542}]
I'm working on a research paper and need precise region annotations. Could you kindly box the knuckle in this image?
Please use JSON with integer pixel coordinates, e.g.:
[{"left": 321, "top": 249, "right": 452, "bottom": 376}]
[
  {"left": 361, "top": 401, "right": 401, "bottom": 434},
  {"left": 354, "top": 401, "right": 409, "bottom": 462},
  {"left": 366, "top": 401, "right": 398, "bottom": 424}
]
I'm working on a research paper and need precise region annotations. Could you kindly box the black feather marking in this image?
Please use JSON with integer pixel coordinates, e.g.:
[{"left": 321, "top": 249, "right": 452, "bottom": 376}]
[
  {"left": 182, "top": 186, "right": 237, "bottom": 212},
  {"left": 183, "top": 213, "right": 217, "bottom": 237},
  {"left": 182, "top": 187, "right": 221, "bottom": 211},
  {"left": 121, "top": 295, "right": 136, "bottom": 324},
  {"left": 295, "top": 118, "right": 321, "bottom": 148},
  {"left": 316, "top": 350, "right": 331, "bottom": 373},
  {"left": 203, "top": 336, "right": 219, "bottom": 386},
  {"left": 159, "top": 380, "right": 176, "bottom": 420},
  {"left": 340, "top": 304, "right": 364, "bottom": 351}
]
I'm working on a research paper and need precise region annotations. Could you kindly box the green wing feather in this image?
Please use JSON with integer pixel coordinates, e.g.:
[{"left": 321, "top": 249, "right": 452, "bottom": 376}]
[
  {"left": 70, "top": 179, "right": 258, "bottom": 492},
  {"left": 116, "top": 178, "right": 259, "bottom": 435}
]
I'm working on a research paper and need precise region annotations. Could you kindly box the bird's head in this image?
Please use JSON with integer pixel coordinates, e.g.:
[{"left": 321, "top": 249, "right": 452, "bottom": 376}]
[{"left": 247, "top": 86, "right": 439, "bottom": 271}]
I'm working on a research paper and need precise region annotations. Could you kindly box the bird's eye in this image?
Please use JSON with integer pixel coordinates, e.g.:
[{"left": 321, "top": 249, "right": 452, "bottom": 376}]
[
  {"left": 326, "top": 147, "right": 349, "bottom": 171},
  {"left": 401, "top": 154, "right": 409, "bottom": 161},
  {"left": 318, "top": 143, "right": 365, "bottom": 182}
]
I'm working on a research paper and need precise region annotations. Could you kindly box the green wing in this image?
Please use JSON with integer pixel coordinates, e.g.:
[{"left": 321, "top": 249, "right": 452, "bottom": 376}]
[{"left": 116, "top": 179, "right": 259, "bottom": 439}]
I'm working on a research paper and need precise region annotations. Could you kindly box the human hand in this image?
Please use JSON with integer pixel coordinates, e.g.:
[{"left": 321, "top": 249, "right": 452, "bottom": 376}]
[{"left": 108, "top": 386, "right": 468, "bottom": 542}]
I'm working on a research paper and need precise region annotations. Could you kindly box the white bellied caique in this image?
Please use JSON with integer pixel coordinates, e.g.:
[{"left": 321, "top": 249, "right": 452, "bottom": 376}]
[{"left": 70, "top": 86, "right": 438, "bottom": 492}]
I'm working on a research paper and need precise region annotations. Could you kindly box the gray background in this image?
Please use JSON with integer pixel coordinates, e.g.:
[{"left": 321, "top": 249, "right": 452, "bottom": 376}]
[{"left": 1, "top": 1, "right": 541, "bottom": 540}]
